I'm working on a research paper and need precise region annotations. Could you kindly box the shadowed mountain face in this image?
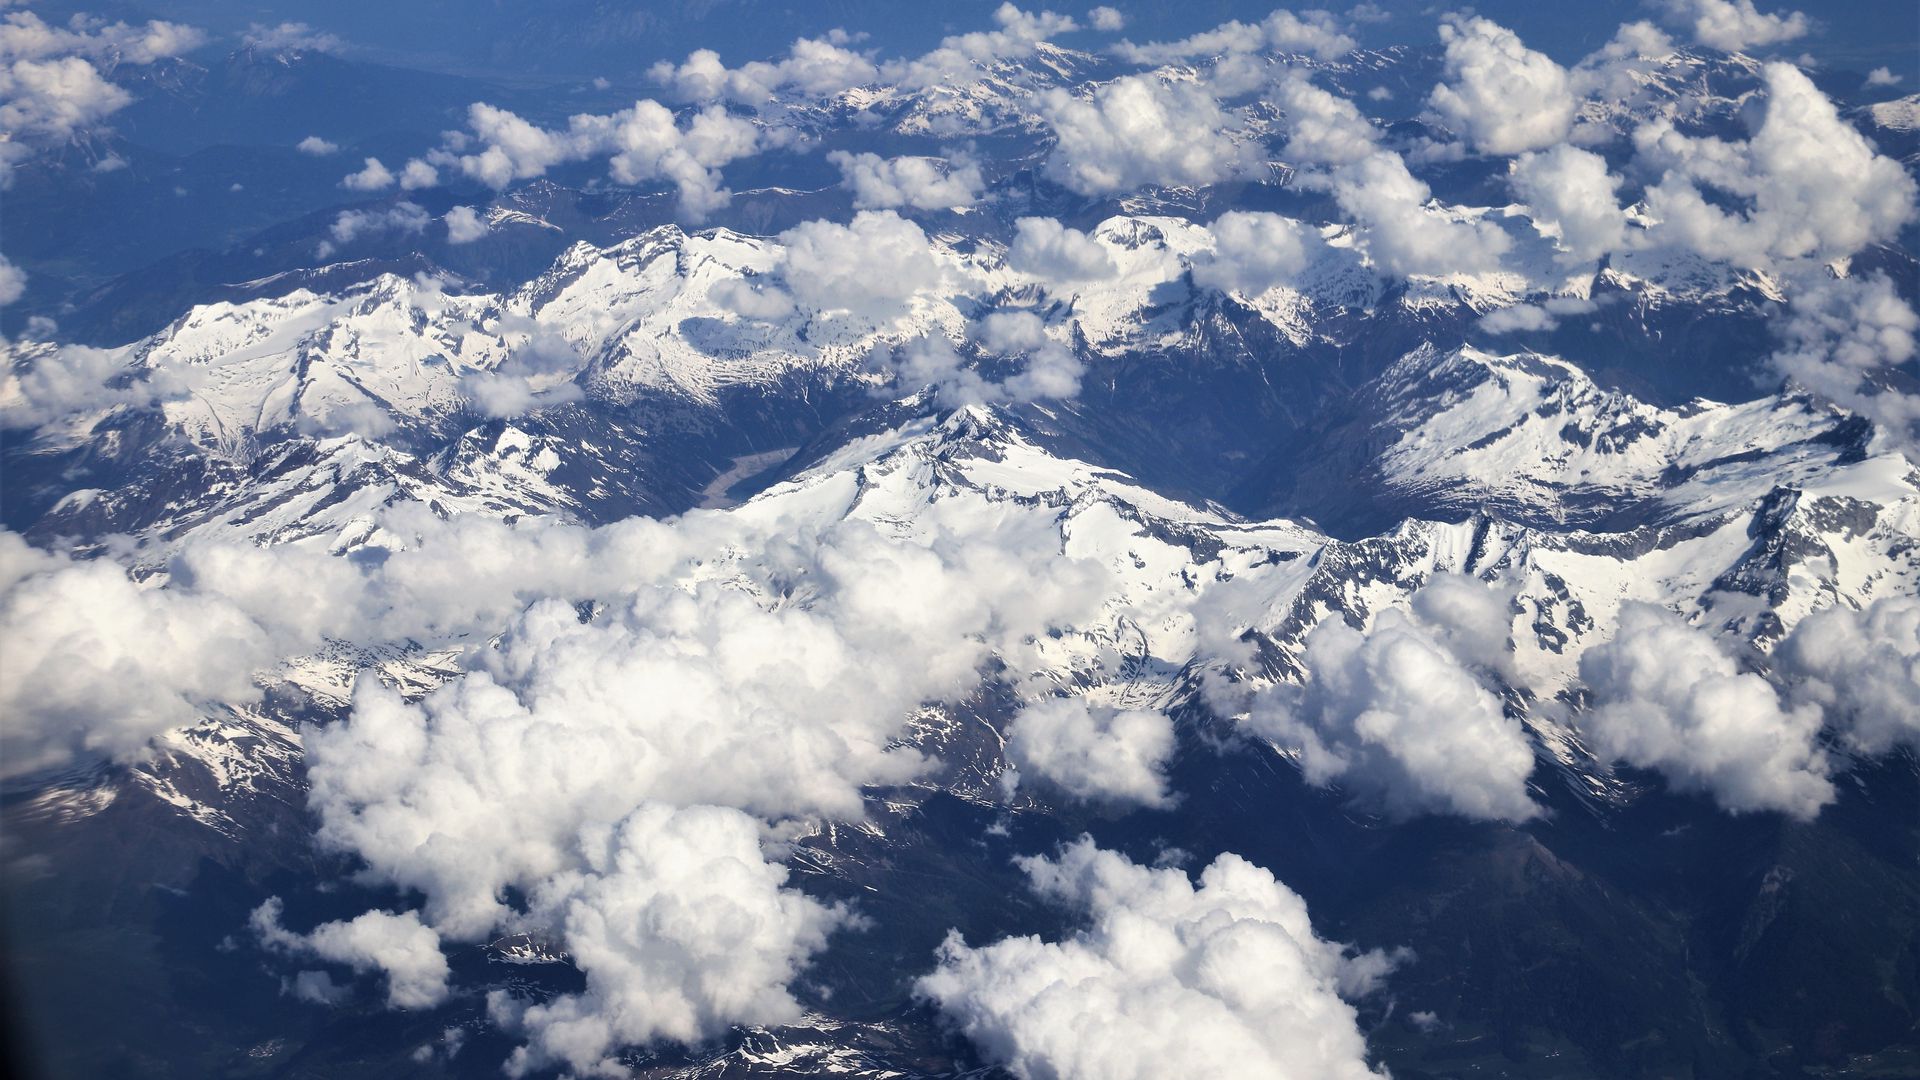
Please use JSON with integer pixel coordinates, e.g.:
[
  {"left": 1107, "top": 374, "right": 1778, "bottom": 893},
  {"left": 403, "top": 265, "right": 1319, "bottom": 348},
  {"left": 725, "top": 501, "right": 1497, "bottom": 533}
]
[{"left": 4, "top": 4, "right": 1920, "bottom": 1079}]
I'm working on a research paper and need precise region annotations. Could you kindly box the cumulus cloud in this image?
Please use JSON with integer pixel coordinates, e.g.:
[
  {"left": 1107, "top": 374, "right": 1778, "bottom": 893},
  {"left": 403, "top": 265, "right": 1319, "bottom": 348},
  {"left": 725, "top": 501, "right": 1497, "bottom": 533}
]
[
  {"left": 1038, "top": 75, "right": 1261, "bottom": 196},
  {"left": 0, "top": 533, "right": 274, "bottom": 778},
  {"left": 1579, "top": 602, "right": 1832, "bottom": 819},
  {"left": 1769, "top": 273, "right": 1920, "bottom": 449},
  {"left": 340, "top": 156, "right": 394, "bottom": 191},
  {"left": 0, "top": 254, "right": 23, "bottom": 306},
  {"left": 489, "top": 803, "right": 850, "bottom": 1076},
  {"left": 397, "top": 158, "right": 438, "bottom": 190},
  {"left": 1004, "top": 698, "right": 1174, "bottom": 808},
  {"left": 436, "top": 100, "right": 775, "bottom": 218},
  {"left": 882, "top": 4, "right": 1079, "bottom": 90},
  {"left": 764, "top": 210, "right": 947, "bottom": 323},
  {"left": 1776, "top": 596, "right": 1920, "bottom": 756},
  {"left": 709, "top": 277, "right": 795, "bottom": 321},
  {"left": 1509, "top": 145, "right": 1628, "bottom": 263},
  {"left": 0, "top": 10, "right": 203, "bottom": 175},
  {"left": 1479, "top": 297, "right": 1599, "bottom": 334},
  {"left": 1191, "top": 211, "right": 1319, "bottom": 295},
  {"left": 324, "top": 202, "right": 431, "bottom": 255},
  {"left": 827, "top": 150, "right": 984, "bottom": 210},
  {"left": 289, "top": 502, "right": 1110, "bottom": 1066},
  {"left": 1241, "top": 586, "right": 1540, "bottom": 822},
  {"left": 885, "top": 311, "right": 1084, "bottom": 406},
  {"left": 1321, "top": 151, "right": 1512, "bottom": 277},
  {"left": 1087, "top": 6, "right": 1126, "bottom": 32},
  {"left": 240, "top": 21, "right": 344, "bottom": 54},
  {"left": 1634, "top": 63, "right": 1918, "bottom": 267},
  {"left": 1654, "top": 0, "right": 1808, "bottom": 53},
  {"left": 1114, "top": 9, "right": 1355, "bottom": 64},
  {"left": 1006, "top": 216, "right": 1117, "bottom": 283},
  {"left": 1271, "top": 74, "right": 1379, "bottom": 168},
  {"left": 649, "top": 34, "right": 877, "bottom": 103},
  {"left": 918, "top": 839, "right": 1394, "bottom": 1080},
  {"left": 1866, "top": 67, "right": 1902, "bottom": 88},
  {"left": 1426, "top": 16, "right": 1575, "bottom": 156},
  {"left": 252, "top": 898, "right": 451, "bottom": 1009},
  {"left": 443, "top": 205, "right": 488, "bottom": 244},
  {"left": 295, "top": 135, "right": 338, "bottom": 155},
  {"left": 974, "top": 309, "right": 1085, "bottom": 400}
]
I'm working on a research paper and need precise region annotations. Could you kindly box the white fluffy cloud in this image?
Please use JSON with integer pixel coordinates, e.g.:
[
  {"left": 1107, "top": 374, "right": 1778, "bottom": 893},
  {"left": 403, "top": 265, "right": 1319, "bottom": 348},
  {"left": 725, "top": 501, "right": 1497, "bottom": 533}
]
[
  {"left": 918, "top": 839, "right": 1393, "bottom": 1080},
  {"left": 1240, "top": 578, "right": 1540, "bottom": 823},
  {"left": 1479, "top": 297, "right": 1599, "bottom": 334},
  {"left": 1271, "top": 74, "right": 1379, "bottom": 168},
  {"left": 489, "top": 803, "right": 850, "bottom": 1076},
  {"left": 1114, "top": 9, "right": 1354, "bottom": 64},
  {"left": 340, "top": 156, "right": 394, "bottom": 191},
  {"left": 1039, "top": 75, "right": 1261, "bottom": 196},
  {"left": 882, "top": 4, "right": 1079, "bottom": 90},
  {"left": 827, "top": 150, "right": 985, "bottom": 210},
  {"left": 1426, "top": 16, "right": 1575, "bottom": 156},
  {"left": 1579, "top": 602, "right": 1833, "bottom": 819},
  {"left": 1776, "top": 597, "right": 1920, "bottom": 756},
  {"left": 397, "top": 158, "right": 438, "bottom": 190},
  {"left": 438, "top": 100, "right": 775, "bottom": 218},
  {"left": 289, "top": 503, "right": 1110, "bottom": 1065},
  {"left": 1191, "top": 211, "right": 1319, "bottom": 295},
  {"left": 0, "top": 11, "right": 203, "bottom": 175},
  {"left": 1005, "top": 698, "right": 1174, "bottom": 808},
  {"left": 0, "top": 254, "right": 23, "bottom": 307},
  {"left": 295, "top": 134, "right": 338, "bottom": 156},
  {"left": 1006, "top": 216, "right": 1118, "bottom": 283},
  {"left": 443, "top": 205, "right": 488, "bottom": 244},
  {"left": 886, "top": 310, "right": 1085, "bottom": 406},
  {"left": 240, "top": 22, "right": 344, "bottom": 54},
  {"left": 1510, "top": 145, "right": 1628, "bottom": 263},
  {"left": 1087, "top": 6, "right": 1126, "bottom": 32},
  {"left": 1322, "top": 151, "right": 1512, "bottom": 277},
  {"left": 1655, "top": 0, "right": 1808, "bottom": 52},
  {"left": 1635, "top": 63, "right": 1918, "bottom": 267},
  {"left": 323, "top": 202, "right": 431, "bottom": 256},
  {"left": 755, "top": 210, "right": 948, "bottom": 323},
  {"left": 0, "top": 533, "right": 273, "bottom": 779},
  {"left": 251, "top": 898, "right": 451, "bottom": 1010},
  {"left": 649, "top": 33, "right": 877, "bottom": 103},
  {"left": 1768, "top": 273, "right": 1920, "bottom": 447}
]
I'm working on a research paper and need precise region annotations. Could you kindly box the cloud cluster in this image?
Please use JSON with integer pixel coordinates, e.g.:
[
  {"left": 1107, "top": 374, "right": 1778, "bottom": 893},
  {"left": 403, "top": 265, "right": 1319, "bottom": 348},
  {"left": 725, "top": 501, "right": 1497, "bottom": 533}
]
[
  {"left": 1634, "top": 63, "right": 1918, "bottom": 267},
  {"left": 1509, "top": 145, "right": 1628, "bottom": 263},
  {"left": 1038, "top": 75, "right": 1261, "bottom": 196},
  {"left": 1654, "top": 0, "right": 1808, "bottom": 52},
  {"left": 1768, "top": 273, "right": 1920, "bottom": 448},
  {"left": 1426, "top": 16, "right": 1575, "bottom": 156},
  {"left": 1776, "top": 597, "right": 1920, "bottom": 756},
  {"left": 649, "top": 32, "right": 877, "bottom": 103},
  {"left": 317, "top": 202, "right": 430, "bottom": 259},
  {"left": 1191, "top": 211, "right": 1319, "bottom": 296},
  {"left": 433, "top": 100, "right": 776, "bottom": 218},
  {"left": 240, "top": 21, "right": 344, "bottom": 54},
  {"left": 827, "top": 150, "right": 985, "bottom": 210},
  {"left": 1271, "top": 74, "right": 1379, "bottom": 168},
  {"left": 488, "top": 803, "right": 850, "bottom": 1076},
  {"left": 918, "top": 839, "right": 1393, "bottom": 1080},
  {"left": 1237, "top": 575, "right": 1540, "bottom": 822},
  {"left": 883, "top": 4, "right": 1079, "bottom": 90},
  {"left": 252, "top": 898, "right": 451, "bottom": 1010},
  {"left": 0, "top": 533, "right": 282, "bottom": 778},
  {"left": 1004, "top": 698, "right": 1175, "bottom": 808},
  {"left": 1579, "top": 602, "right": 1833, "bottom": 818},
  {"left": 725, "top": 210, "right": 948, "bottom": 323},
  {"left": 1114, "top": 9, "right": 1354, "bottom": 65},
  {"left": 1006, "top": 217, "right": 1117, "bottom": 283},
  {"left": 290, "top": 503, "right": 1110, "bottom": 1066},
  {"left": 0, "top": 10, "right": 204, "bottom": 177},
  {"left": 1321, "top": 151, "right": 1512, "bottom": 278}
]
